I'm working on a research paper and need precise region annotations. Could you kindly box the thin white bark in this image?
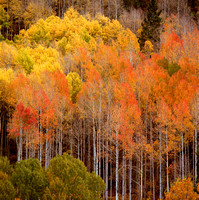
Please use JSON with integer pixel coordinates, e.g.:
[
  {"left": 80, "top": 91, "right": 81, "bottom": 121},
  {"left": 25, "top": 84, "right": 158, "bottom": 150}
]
[
  {"left": 166, "top": 125, "right": 169, "bottom": 193},
  {"left": 159, "top": 130, "right": 162, "bottom": 200},
  {"left": 105, "top": 138, "right": 109, "bottom": 200},
  {"left": 181, "top": 131, "right": 184, "bottom": 179},
  {"left": 45, "top": 129, "right": 49, "bottom": 169},
  {"left": 17, "top": 127, "right": 23, "bottom": 162},
  {"left": 70, "top": 121, "right": 73, "bottom": 157},
  {"left": 93, "top": 100, "right": 96, "bottom": 172},
  {"left": 140, "top": 148, "right": 143, "bottom": 200},
  {"left": 116, "top": 130, "right": 119, "bottom": 200},
  {"left": 129, "top": 157, "right": 132, "bottom": 200}
]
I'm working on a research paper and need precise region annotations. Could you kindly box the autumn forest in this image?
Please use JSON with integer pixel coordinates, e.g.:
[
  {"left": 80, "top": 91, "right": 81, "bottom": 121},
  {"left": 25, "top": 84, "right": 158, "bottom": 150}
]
[{"left": 0, "top": 0, "right": 199, "bottom": 199}]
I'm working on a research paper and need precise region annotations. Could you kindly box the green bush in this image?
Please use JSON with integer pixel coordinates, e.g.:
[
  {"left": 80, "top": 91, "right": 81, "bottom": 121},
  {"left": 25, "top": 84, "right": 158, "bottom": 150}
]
[
  {"left": 12, "top": 158, "right": 48, "bottom": 200},
  {"left": 157, "top": 58, "right": 181, "bottom": 76},
  {"left": 0, "top": 156, "right": 13, "bottom": 175},
  {"left": 0, "top": 157, "right": 15, "bottom": 200},
  {"left": 47, "top": 153, "right": 106, "bottom": 200}
]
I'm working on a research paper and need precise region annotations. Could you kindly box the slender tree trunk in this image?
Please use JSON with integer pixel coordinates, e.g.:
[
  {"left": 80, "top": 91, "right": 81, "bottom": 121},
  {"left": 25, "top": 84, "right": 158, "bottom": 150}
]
[
  {"left": 78, "top": 122, "right": 80, "bottom": 160},
  {"left": 83, "top": 118, "right": 86, "bottom": 163},
  {"left": 59, "top": 115, "right": 63, "bottom": 155},
  {"left": 114, "top": 0, "right": 118, "bottom": 19},
  {"left": 108, "top": 0, "right": 110, "bottom": 18},
  {"left": 59, "top": 0, "right": 61, "bottom": 17},
  {"left": 140, "top": 147, "right": 143, "bottom": 200},
  {"left": 144, "top": 108, "right": 147, "bottom": 199},
  {"left": 181, "top": 131, "right": 184, "bottom": 179},
  {"left": 45, "top": 129, "right": 49, "bottom": 169},
  {"left": 194, "top": 122, "right": 198, "bottom": 185},
  {"left": 81, "top": 119, "right": 83, "bottom": 161},
  {"left": 102, "top": 130, "right": 105, "bottom": 198},
  {"left": 6, "top": 0, "right": 8, "bottom": 38},
  {"left": 177, "top": 0, "right": 180, "bottom": 19},
  {"left": 88, "top": 121, "right": 91, "bottom": 172},
  {"left": 11, "top": 17, "right": 13, "bottom": 40},
  {"left": 174, "top": 149, "right": 177, "bottom": 181},
  {"left": 18, "top": 18, "right": 21, "bottom": 34},
  {"left": 152, "top": 152, "right": 155, "bottom": 200},
  {"left": 43, "top": 0, "right": 45, "bottom": 18},
  {"left": 159, "top": 130, "right": 162, "bottom": 200},
  {"left": 63, "top": 0, "right": 66, "bottom": 16},
  {"left": 92, "top": 0, "right": 95, "bottom": 17},
  {"left": 105, "top": 138, "right": 109, "bottom": 200},
  {"left": 70, "top": 121, "right": 73, "bottom": 156},
  {"left": 166, "top": 125, "right": 169, "bottom": 193},
  {"left": 96, "top": 129, "right": 99, "bottom": 174},
  {"left": 105, "top": 94, "right": 111, "bottom": 200},
  {"left": 93, "top": 101, "right": 96, "bottom": 172},
  {"left": 98, "top": 90, "right": 102, "bottom": 175},
  {"left": 49, "top": 137, "right": 52, "bottom": 166},
  {"left": 98, "top": 120, "right": 101, "bottom": 177},
  {"left": 39, "top": 122, "right": 42, "bottom": 163},
  {"left": 110, "top": 154, "right": 112, "bottom": 199},
  {"left": 122, "top": 148, "right": 125, "bottom": 200},
  {"left": 124, "top": 157, "right": 126, "bottom": 198},
  {"left": 56, "top": 129, "right": 58, "bottom": 156},
  {"left": 144, "top": 151, "right": 147, "bottom": 199},
  {"left": 167, "top": 0, "right": 170, "bottom": 15},
  {"left": 26, "top": 132, "right": 28, "bottom": 160},
  {"left": 129, "top": 157, "right": 132, "bottom": 200},
  {"left": 116, "top": 130, "right": 119, "bottom": 200},
  {"left": 18, "top": 126, "right": 23, "bottom": 162}
]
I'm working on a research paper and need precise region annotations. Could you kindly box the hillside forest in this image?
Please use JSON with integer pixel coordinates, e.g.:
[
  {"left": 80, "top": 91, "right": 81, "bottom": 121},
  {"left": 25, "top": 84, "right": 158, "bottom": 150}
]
[{"left": 0, "top": 0, "right": 199, "bottom": 199}]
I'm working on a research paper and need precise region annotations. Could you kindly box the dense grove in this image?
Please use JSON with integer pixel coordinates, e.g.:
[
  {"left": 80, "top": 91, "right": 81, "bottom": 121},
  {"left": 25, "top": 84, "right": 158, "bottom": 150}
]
[
  {"left": 0, "top": 0, "right": 198, "bottom": 39},
  {"left": 0, "top": 0, "right": 199, "bottom": 199}
]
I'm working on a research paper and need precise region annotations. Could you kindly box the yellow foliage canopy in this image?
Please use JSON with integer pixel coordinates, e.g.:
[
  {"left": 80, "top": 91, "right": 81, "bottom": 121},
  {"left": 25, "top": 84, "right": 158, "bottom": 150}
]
[{"left": 17, "top": 8, "right": 140, "bottom": 55}]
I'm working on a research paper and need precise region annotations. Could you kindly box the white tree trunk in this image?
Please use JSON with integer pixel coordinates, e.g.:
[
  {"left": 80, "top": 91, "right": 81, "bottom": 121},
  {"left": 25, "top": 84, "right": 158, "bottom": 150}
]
[
  {"left": 129, "top": 157, "right": 132, "bottom": 200},
  {"left": 45, "top": 129, "right": 48, "bottom": 169},
  {"left": 181, "top": 131, "right": 184, "bottom": 179},
  {"left": 166, "top": 125, "right": 169, "bottom": 193},
  {"left": 140, "top": 148, "right": 143, "bottom": 200},
  {"left": 93, "top": 101, "right": 96, "bottom": 172},
  {"left": 159, "top": 130, "right": 162, "bottom": 200},
  {"left": 59, "top": 115, "right": 63, "bottom": 156},
  {"left": 105, "top": 138, "right": 109, "bottom": 200},
  {"left": 70, "top": 121, "right": 73, "bottom": 157},
  {"left": 152, "top": 152, "right": 155, "bottom": 200},
  {"left": 17, "top": 127, "right": 23, "bottom": 162},
  {"left": 116, "top": 133, "right": 119, "bottom": 200}
]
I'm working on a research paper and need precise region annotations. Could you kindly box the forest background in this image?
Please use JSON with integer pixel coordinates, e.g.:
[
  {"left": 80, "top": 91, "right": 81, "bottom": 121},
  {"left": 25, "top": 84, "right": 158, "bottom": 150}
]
[{"left": 0, "top": 0, "right": 199, "bottom": 199}]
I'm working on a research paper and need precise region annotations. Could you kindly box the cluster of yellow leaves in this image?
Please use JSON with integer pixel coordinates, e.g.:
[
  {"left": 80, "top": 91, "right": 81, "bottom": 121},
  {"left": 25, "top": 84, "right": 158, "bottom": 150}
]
[
  {"left": 0, "top": 68, "right": 14, "bottom": 83},
  {"left": 66, "top": 72, "right": 82, "bottom": 103},
  {"left": 0, "top": 41, "right": 62, "bottom": 75},
  {"left": 0, "top": 42, "right": 18, "bottom": 70},
  {"left": 17, "top": 8, "right": 140, "bottom": 55},
  {"left": 143, "top": 40, "right": 153, "bottom": 57},
  {"left": 26, "top": 45, "right": 62, "bottom": 74},
  {"left": 0, "top": 68, "right": 16, "bottom": 108}
]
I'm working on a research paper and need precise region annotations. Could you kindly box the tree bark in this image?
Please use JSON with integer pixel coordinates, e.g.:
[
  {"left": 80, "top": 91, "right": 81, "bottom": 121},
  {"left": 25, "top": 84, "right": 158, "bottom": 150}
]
[
  {"left": 116, "top": 129, "right": 119, "bottom": 200},
  {"left": 166, "top": 125, "right": 169, "bottom": 193},
  {"left": 159, "top": 129, "right": 162, "bottom": 200}
]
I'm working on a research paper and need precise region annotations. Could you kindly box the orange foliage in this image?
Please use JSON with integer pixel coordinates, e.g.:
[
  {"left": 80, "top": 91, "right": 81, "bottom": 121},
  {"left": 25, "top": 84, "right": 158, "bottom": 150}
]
[{"left": 165, "top": 178, "right": 199, "bottom": 200}]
